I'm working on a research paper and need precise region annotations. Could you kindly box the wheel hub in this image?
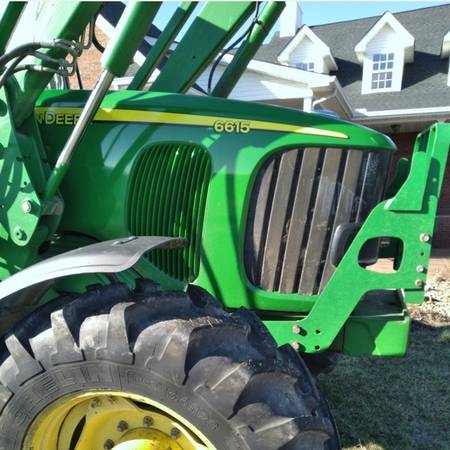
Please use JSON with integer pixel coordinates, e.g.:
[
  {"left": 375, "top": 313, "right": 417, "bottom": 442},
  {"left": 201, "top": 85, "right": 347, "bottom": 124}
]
[
  {"left": 114, "top": 428, "right": 182, "bottom": 449},
  {"left": 23, "top": 391, "right": 214, "bottom": 450}
]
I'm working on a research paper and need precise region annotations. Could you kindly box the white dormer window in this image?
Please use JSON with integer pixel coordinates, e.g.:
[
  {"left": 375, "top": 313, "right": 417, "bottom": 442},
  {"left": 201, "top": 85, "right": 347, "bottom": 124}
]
[
  {"left": 355, "top": 12, "right": 414, "bottom": 95},
  {"left": 278, "top": 26, "right": 337, "bottom": 74},
  {"left": 296, "top": 61, "right": 315, "bottom": 71},
  {"left": 371, "top": 53, "right": 394, "bottom": 90}
]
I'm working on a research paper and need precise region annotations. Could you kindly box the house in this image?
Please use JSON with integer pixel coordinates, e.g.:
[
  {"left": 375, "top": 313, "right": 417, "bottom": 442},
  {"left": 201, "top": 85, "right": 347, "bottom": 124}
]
[
  {"left": 229, "top": 3, "right": 450, "bottom": 248},
  {"left": 76, "top": 2, "right": 450, "bottom": 247}
]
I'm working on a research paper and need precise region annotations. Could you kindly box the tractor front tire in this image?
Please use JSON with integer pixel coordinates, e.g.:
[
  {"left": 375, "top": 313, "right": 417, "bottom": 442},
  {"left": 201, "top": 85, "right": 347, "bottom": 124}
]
[{"left": 0, "top": 282, "right": 339, "bottom": 450}]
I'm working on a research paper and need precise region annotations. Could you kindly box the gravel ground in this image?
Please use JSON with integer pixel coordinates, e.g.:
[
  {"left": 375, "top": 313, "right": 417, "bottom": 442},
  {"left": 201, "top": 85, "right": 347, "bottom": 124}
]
[{"left": 410, "top": 277, "right": 450, "bottom": 325}]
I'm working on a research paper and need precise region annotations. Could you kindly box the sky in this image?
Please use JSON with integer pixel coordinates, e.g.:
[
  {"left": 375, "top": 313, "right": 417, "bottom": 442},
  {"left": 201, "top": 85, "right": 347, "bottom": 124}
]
[{"left": 153, "top": 1, "right": 448, "bottom": 40}]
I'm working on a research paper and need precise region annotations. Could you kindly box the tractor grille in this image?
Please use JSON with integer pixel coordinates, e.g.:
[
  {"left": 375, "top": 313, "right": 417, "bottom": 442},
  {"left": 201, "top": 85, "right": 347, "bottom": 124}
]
[
  {"left": 245, "top": 147, "right": 390, "bottom": 295},
  {"left": 127, "top": 143, "right": 211, "bottom": 281}
]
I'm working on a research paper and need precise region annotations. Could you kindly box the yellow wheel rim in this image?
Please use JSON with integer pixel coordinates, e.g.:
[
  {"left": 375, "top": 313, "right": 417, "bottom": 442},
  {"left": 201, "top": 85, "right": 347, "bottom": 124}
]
[{"left": 23, "top": 391, "right": 217, "bottom": 450}]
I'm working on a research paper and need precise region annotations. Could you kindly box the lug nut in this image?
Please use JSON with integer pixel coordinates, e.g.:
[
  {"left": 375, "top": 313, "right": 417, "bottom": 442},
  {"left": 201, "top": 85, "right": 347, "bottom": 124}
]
[
  {"left": 415, "top": 279, "right": 424, "bottom": 288},
  {"left": 170, "top": 427, "right": 181, "bottom": 440},
  {"left": 117, "top": 420, "right": 128, "bottom": 432},
  {"left": 292, "top": 324, "right": 301, "bottom": 334},
  {"left": 420, "top": 233, "right": 431, "bottom": 243},
  {"left": 291, "top": 341, "right": 301, "bottom": 351},
  {"left": 143, "top": 416, "right": 153, "bottom": 427},
  {"left": 104, "top": 440, "right": 115, "bottom": 450}
]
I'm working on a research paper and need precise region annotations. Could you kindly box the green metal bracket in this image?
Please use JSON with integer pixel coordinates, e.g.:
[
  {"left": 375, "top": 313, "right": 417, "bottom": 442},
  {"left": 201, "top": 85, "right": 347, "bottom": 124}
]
[
  {"left": 294, "top": 123, "right": 450, "bottom": 353},
  {"left": 128, "top": 1, "right": 196, "bottom": 91},
  {"left": 212, "top": 1, "right": 285, "bottom": 97},
  {"left": 150, "top": 1, "right": 255, "bottom": 93},
  {"left": 386, "top": 132, "right": 430, "bottom": 212},
  {"left": 385, "top": 157, "right": 410, "bottom": 199},
  {"left": 0, "top": 89, "right": 41, "bottom": 247}
]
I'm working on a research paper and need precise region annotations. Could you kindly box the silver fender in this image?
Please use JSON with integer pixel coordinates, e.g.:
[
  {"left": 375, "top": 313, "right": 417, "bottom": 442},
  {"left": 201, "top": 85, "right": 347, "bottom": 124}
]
[{"left": 0, "top": 236, "right": 185, "bottom": 301}]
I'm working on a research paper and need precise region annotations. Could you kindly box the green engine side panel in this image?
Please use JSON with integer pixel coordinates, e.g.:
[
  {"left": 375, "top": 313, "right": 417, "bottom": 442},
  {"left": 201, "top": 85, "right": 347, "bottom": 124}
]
[{"left": 35, "top": 90, "right": 393, "bottom": 306}]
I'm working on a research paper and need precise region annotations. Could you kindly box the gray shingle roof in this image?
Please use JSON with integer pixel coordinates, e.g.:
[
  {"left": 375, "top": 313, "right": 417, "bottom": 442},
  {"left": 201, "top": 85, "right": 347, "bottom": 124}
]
[{"left": 254, "top": 5, "right": 450, "bottom": 111}]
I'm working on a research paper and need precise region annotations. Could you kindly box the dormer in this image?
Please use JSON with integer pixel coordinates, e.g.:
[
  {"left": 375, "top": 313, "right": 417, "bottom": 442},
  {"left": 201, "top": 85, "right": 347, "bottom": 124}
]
[
  {"left": 278, "top": 26, "right": 337, "bottom": 74},
  {"left": 355, "top": 12, "right": 414, "bottom": 94},
  {"left": 441, "top": 30, "right": 450, "bottom": 86}
]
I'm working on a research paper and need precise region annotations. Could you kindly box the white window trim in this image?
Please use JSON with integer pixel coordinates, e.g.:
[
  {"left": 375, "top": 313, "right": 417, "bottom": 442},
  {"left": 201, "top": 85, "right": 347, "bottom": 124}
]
[
  {"left": 441, "top": 30, "right": 450, "bottom": 58},
  {"left": 442, "top": 30, "right": 450, "bottom": 86},
  {"left": 362, "top": 50, "right": 404, "bottom": 94}
]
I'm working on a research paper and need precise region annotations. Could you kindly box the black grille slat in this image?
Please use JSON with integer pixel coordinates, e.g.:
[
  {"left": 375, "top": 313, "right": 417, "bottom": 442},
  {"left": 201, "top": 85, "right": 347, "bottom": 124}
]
[
  {"left": 245, "top": 146, "right": 391, "bottom": 295},
  {"left": 245, "top": 158, "right": 278, "bottom": 285},
  {"left": 279, "top": 149, "right": 320, "bottom": 293},
  {"left": 298, "top": 149, "right": 343, "bottom": 294},
  {"left": 260, "top": 150, "right": 298, "bottom": 291}
]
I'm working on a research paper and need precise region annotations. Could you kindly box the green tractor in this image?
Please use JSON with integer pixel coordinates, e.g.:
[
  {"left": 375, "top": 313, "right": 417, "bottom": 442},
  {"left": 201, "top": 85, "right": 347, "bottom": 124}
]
[{"left": 0, "top": 2, "right": 448, "bottom": 449}]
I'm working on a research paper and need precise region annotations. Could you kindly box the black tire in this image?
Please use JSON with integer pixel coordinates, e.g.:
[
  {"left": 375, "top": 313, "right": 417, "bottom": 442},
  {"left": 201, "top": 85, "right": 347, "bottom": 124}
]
[{"left": 0, "top": 281, "right": 340, "bottom": 450}]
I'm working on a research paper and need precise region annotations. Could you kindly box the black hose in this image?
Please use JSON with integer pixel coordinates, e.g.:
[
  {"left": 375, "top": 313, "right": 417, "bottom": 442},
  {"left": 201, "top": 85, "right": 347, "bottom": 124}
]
[
  {"left": 92, "top": 11, "right": 105, "bottom": 53},
  {"left": 0, "top": 43, "right": 41, "bottom": 69},
  {"left": 207, "top": 2, "right": 261, "bottom": 95},
  {"left": 75, "top": 63, "right": 83, "bottom": 89}
]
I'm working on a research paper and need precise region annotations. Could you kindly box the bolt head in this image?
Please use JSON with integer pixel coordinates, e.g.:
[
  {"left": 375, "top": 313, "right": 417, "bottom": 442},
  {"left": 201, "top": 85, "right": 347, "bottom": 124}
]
[
  {"left": 103, "top": 439, "right": 114, "bottom": 450},
  {"left": 117, "top": 420, "right": 128, "bottom": 432},
  {"left": 143, "top": 416, "right": 153, "bottom": 427},
  {"left": 292, "top": 324, "right": 301, "bottom": 334},
  {"left": 13, "top": 226, "right": 26, "bottom": 241},
  {"left": 21, "top": 199, "right": 32, "bottom": 214},
  {"left": 420, "top": 233, "right": 431, "bottom": 243},
  {"left": 291, "top": 341, "right": 301, "bottom": 351},
  {"left": 416, "top": 265, "right": 425, "bottom": 273},
  {"left": 170, "top": 427, "right": 181, "bottom": 440},
  {"left": 415, "top": 279, "right": 424, "bottom": 288}
]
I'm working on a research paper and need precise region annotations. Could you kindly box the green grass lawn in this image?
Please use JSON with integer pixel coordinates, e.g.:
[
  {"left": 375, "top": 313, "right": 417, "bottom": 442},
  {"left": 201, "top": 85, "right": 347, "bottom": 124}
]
[{"left": 318, "top": 316, "right": 450, "bottom": 449}]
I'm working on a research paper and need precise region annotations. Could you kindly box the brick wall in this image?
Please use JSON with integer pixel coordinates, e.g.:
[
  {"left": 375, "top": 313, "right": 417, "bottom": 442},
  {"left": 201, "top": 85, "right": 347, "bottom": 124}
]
[
  {"left": 388, "top": 132, "right": 450, "bottom": 249},
  {"left": 71, "top": 27, "right": 109, "bottom": 90}
]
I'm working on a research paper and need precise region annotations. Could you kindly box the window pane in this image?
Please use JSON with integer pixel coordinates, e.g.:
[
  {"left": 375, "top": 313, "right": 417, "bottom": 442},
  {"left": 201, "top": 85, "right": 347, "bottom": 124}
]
[{"left": 369, "top": 52, "right": 395, "bottom": 91}]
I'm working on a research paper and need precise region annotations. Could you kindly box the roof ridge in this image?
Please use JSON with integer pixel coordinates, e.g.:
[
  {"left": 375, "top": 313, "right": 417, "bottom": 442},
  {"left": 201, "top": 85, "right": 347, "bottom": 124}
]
[{"left": 310, "top": 3, "right": 450, "bottom": 29}]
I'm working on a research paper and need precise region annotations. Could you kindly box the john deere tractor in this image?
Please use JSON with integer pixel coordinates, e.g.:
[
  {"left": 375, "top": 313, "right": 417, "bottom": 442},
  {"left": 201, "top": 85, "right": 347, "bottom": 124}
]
[{"left": 0, "top": 2, "right": 448, "bottom": 449}]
